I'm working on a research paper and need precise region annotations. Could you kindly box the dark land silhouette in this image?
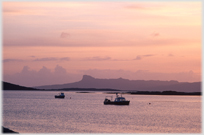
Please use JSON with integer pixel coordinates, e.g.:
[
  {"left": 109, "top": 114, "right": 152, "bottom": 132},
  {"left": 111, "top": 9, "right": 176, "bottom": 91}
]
[
  {"left": 3, "top": 82, "right": 38, "bottom": 90},
  {"left": 2, "top": 126, "right": 18, "bottom": 133},
  {"left": 108, "top": 91, "right": 201, "bottom": 96},
  {"left": 2, "top": 81, "right": 201, "bottom": 95},
  {"left": 35, "top": 75, "right": 201, "bottom": 93}
]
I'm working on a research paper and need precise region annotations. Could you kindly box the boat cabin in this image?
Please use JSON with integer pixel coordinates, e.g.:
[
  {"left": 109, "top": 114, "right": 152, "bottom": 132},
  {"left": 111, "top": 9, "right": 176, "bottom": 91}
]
[
  {"left": 115, "top": 97, "right": 126, "bottom": 102},
  {"left": 59, "top": 92, "right": 64, "bottom": 96}
]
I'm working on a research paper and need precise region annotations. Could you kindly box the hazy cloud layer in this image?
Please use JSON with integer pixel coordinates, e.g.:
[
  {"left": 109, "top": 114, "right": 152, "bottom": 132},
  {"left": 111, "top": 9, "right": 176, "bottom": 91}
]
[
  {"left": 33, "top": 57, "right": 70, "bottom": 61},
  {"left": 3, "top": 66, "right": 200, "bottom": 87},
  {"left": 33, "top": 57, "right": 58, "bottom": 61},
  {"left": 3, "top": 65, "right": 81, "bottom": 87},
  {"left": 60, "top": 32, "right": 70, "bottom": 38},
  {"left": 3, "top": 8, "right": 21, "bottom": 13},
  {"left": 3, "top": 59, "right": 23, "bottom": 63},
  {"left": 125, "top": 3, "right": 158, "bottom": 10},
  {"left": 3, "top": 2, "right": 201, "bottom": 47},
  {"left": 3, "top": 56, "right": 153, "bottom": 63},
  {"left": 125, "top": 5, "right": 148, "bottom": 10},
  {"left": 168, "top": 54, "right": 174, "bottom": 57},
  {"left": 83, "top": 56, "right": 112, "bottom": 61},
  {"left": 82, "top": 56, "right": 130, "bottom": 61},
  {"left": 3, "top": 57, "right": 70, "bottom": 63},
  {"left": 151, "top": 32, "right": 160, "bottom": 37}
]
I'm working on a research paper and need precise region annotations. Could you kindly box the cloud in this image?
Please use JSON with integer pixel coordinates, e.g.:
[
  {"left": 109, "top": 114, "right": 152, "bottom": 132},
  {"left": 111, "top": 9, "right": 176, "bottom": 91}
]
[
  {"left": 83, "top": 56, "right": 112, "bottom": 61},
  {"left": 38, "top": 66, "right": 52, "bottom": 76},
  {"left": 54, "top": 65, "right": 67, "bottom": 75},
  {"left": 134, "top": 54, "right": 155, "bottom": 60},
  {"left": 134, "top": 56, "right": 142, "bottom": 60},
  {"left": 168, "top": 54, "right": 174, "bottom": 57},
  {"left": 3, "top": 59, "right": 23, "bottom": 63},
  {"left": 125, "top": 3, "right": 163, "bottom": 11},
  {"left": 33, "top": 57, "right": 70, "bottom": 61},
  {"left": 143, "top": 54, "right": 154, "bottom": 57},
  {"left": 60, "top": 57, "right": 70, "bottom": 61},
  {"left": 33, "top": 57, "right": 58, "bottom": 61},
  {"left": 82, "top": 56, "right": 130, "bottom": 61},
  {"left": 21, "top": 66, "right": 31, "bottom": 73},
  {"left": 60, "top": 32, "right": 70, "bottom": 38},
  {"left": 3, "top": 57, "right": 70, "bottom": 63},
  {"left": 3, "top": 8, "right": 21, "bottom": 13},
  {"left": 3, "top": 65, "right": 81, "bottom": 87},
  {"left": 125, "top": 5, "right": 149, "bottom": 10},
  {"left": 151, "top": 32, "right": 160, "bottom": 37}
]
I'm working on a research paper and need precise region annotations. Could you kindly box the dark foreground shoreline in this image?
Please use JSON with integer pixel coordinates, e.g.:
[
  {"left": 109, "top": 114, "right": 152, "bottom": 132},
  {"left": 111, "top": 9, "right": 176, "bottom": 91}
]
[{"left": 2, "top": 127, "right": 18, "bottom": 133}]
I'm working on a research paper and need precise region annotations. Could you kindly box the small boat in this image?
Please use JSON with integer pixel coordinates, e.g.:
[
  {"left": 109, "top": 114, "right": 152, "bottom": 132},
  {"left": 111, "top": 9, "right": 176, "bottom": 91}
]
[
  {"left": 55, "top": 92, "right": 65, "bottom": 98},
  {"left": 104, "top": 93, "right": 130, "bottom": 105}
]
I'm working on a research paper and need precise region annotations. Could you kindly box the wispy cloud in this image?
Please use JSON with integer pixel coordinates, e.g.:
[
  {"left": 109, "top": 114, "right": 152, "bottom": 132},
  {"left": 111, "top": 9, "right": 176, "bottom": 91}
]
[
  {"left": 33, "top": 57, "right": 58, "bottom": 61},
  {"left": 3, "top": 8, "right": 21, "bottom": 13},
  {"left": 151, "top": 32, "right": 160, "bottom": 37},
  {"left": 60, "top": 57, "right": 70, "bottom": 61},
  {"left": 60, "top": 32, "right": 70, "bottom": 38},
  {"left": 134, "top": 54, "right": 155, "bottom": 60},
  {"left": 33, "top": 57, "right": 70, "bottom": 61},
  {"left": 3, "top": 65, "right": 81, "bottom": 87},
  {"left": 82, "top": 56, "right": 131, "bottom": 61},
  {"left": 3, "top": 57, "right": 70, "bottom": 63},
  {"left": 125, "top": 3, "right": 163, "bottom": 11},
  {"left": 3, "top": 59, "right": 23, "bottom": 63},
  {"left": 125, "top": 4, "right": 150, "bottom": 10},
  {"left": 168, "top": 54, "right": 174, "bottom": 57},
  {"left": 83, "top": 56, "right": 112, "bottom": 61}
]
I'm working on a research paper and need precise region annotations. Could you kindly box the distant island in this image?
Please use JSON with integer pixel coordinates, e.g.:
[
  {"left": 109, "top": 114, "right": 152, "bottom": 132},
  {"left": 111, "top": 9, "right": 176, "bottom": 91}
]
[
  {"left": 2, "top": 77, "right": 202, "bottom": 95},
  {"left": 108, "top": 91, "right": 201, "bottom": 96},
  {"left": 34, "top": 75, "right": 201, "bottom": 93}
]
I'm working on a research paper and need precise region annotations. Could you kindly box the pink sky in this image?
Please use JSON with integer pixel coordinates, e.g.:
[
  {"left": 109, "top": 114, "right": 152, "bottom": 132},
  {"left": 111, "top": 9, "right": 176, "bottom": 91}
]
[{"left": 2, "top": 1, "right": 202, "bottom": 87}]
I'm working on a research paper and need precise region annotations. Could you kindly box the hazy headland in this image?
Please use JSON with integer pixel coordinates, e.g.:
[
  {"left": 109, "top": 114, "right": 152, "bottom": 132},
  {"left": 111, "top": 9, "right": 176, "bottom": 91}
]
[{"left": 3, "top": 75, "right": 201, "bottom": 96}]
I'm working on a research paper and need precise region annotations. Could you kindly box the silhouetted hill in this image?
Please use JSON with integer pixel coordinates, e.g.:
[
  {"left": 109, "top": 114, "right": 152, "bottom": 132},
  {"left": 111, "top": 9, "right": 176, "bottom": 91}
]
[
  {"left": 2, "top": 126, "right": 19, "bottom": 133},
  {"left": 35, "top": 75, "right": 201, "bottom": 92},
  {"left": 126, "top": 90, "right": 201, "bottom": 95},
  {"left": 2, "top": 82, "right": 38, "bottom": 90}
]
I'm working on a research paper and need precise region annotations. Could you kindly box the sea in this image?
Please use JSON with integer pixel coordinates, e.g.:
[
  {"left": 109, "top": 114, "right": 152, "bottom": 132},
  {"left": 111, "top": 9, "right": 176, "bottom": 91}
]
[{"left": 2, "top": 91, "right": 202, "bottom": 133}]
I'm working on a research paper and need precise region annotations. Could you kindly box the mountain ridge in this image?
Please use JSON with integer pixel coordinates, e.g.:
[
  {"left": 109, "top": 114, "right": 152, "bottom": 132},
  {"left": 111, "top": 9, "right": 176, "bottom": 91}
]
[{"left": 35, "top": 75, "right": 201, "bottom": 92}]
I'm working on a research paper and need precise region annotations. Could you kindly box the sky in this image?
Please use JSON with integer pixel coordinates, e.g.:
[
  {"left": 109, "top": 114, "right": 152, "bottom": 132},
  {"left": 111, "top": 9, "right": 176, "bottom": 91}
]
[{"left": 2, "top": 1, "right": 202, "bottom": 87}]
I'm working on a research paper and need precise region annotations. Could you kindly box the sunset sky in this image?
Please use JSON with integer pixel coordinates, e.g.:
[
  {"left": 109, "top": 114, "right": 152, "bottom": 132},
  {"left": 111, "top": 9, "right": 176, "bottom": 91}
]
[{"left": 2, "top": 1, "right": 202, "bottom": 87}]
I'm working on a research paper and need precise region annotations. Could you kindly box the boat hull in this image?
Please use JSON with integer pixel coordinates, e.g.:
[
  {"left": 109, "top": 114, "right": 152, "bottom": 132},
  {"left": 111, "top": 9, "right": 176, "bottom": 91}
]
[
  {"left": 55, "top": 95, "right": 65, "bottom": 98},
  {"left": 104, "top": 101, "right": 130, "bottom": 105}
]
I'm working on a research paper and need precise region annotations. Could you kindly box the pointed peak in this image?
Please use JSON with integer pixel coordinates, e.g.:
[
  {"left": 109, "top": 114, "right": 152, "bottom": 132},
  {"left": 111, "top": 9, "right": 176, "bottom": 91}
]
[{"left": 82, "top": 75, "right": 95, "bottom": 80}]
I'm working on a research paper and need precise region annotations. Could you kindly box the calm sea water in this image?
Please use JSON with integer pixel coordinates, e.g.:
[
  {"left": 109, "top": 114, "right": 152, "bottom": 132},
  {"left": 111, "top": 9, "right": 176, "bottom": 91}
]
[{"left": 3, "top": 91, "right": 201, "bottom": 133}]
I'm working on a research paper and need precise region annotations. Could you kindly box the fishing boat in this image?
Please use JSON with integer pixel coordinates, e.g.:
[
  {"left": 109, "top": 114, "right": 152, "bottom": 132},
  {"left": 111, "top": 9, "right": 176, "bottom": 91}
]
[
  {"left": 55, "top": 92, "right": 65, "bottom": 98},
  {"left": 104, "top": 93, "right": 130, "bottom": 105}
]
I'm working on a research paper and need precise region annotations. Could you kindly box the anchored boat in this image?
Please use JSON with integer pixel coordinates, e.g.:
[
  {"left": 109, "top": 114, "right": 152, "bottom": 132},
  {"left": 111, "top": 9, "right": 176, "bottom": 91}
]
[
  {"left": 104, "top": 93, "right": 130, "bottom": 105},
  {"left": 55, "top": 92, "right": 65, "bottom": 98}
]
